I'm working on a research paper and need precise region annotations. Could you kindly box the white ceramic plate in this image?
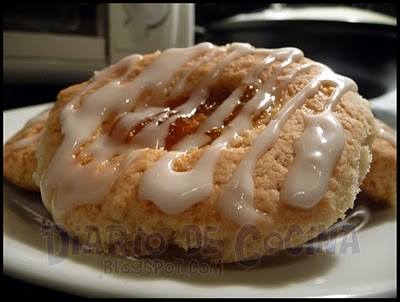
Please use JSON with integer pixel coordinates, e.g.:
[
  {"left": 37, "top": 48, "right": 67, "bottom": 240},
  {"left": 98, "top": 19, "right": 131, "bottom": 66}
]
[{"left": 3, "top": 101, "right": 396, "bottom": 298}]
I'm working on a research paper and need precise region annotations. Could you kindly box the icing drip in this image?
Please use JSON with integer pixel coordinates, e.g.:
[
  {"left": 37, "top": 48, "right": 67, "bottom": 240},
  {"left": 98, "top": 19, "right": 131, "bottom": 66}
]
[{"left": 280, "top": 69, "right": 357, "bottom": 209}]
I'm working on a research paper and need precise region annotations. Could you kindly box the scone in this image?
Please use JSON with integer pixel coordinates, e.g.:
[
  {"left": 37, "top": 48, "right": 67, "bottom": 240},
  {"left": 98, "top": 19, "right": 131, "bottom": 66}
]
[
  {"left": 17, "top": 43, "right": 379, "bottom": 263},
  {"left": 361, "top": 119, "right": 397, "bottom": 206},
  {"left": 3, "top": 108, "right": 50, "bottom": 191},
  {"left": 4, "top": 113, "right": 395, "bottom": 207}
]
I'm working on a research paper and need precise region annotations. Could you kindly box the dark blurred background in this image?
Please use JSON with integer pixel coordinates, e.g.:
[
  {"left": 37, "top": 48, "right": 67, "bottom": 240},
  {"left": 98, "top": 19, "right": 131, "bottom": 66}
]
[{"left": 3, "top": 3, "right": 397, "bottom": 110}]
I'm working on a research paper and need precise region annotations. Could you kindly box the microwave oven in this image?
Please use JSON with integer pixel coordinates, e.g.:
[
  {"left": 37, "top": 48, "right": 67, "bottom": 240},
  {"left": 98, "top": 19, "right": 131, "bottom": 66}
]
[{"left": 3, "top": 3, "right": 194, "bottom": 84}]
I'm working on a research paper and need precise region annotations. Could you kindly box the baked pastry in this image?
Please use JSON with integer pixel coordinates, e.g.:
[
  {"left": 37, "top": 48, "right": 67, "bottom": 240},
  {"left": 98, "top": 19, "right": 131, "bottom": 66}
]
[
  {"left": 3, "top": 108, "right": 50, "bottom": 191},
  {"left": 7, "top": 43, "right": 379, "bottom": 263},
  {"left": 360, "top": 119, "right": 397, "bottom": 206},
  {"left": 5, "top": 112, "right": 394, "bottom": 209}
]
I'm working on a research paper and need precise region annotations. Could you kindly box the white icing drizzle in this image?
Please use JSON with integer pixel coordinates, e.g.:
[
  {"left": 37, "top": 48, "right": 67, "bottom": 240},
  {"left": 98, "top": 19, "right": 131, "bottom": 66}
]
[
  {"left": 40, "top": 43, "right": 216, "bottom": 223},
  {"left": 131, "top": 43, "right": 257, "bottom": 150},
  {"left": 38, "top": 42, "right": 359, "bottom": 226},
  {"left": 218, "top": 67, "right": 357, "bottom": 224},
  {"left": 376, "top": 122, "right": 397, "bottom": 146},
  {"left": 280, "top": 69, "right": 357, "bottom": 209},
  {"left": 139, "top": 47, "right": 302, "bottom": 215},
  {"left": 281, "top": 111, "right": 345, "bottom": 208}
]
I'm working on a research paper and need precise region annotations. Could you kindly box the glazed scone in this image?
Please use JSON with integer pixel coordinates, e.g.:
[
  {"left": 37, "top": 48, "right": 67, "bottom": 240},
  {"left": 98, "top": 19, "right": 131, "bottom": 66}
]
[
  {"left": 3, "top": 108, "right": 50, "bottom": 191},
  {"left": 8, "top": 115, "right": 394, "bottom": 207},
  {"left": 33, "top": 43, "right": 376, "bottom": 263},
  {"left": 5, "top": 114, "right": 395, "bottom": 208},
  {"left": 361, "top": 119, "right": 397, "bottom": 206}
]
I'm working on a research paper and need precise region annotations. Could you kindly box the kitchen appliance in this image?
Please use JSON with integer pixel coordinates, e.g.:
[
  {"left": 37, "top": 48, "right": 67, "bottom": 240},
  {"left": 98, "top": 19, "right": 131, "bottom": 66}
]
[{"left": 3, "top": 4, "right": 194, "bottom": 84}]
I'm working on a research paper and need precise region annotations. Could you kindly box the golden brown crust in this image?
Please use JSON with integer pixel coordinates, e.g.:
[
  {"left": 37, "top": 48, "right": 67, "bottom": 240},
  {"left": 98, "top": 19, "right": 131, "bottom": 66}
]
[
  {"left": 361, "top": 120, "right": 397, "bottom": 206},
  {"left": 3, "top": 118, "right": 45, "bottom": 191},
  {"left": 31, "top": 47, "right": 377, "bottom": 263}
]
